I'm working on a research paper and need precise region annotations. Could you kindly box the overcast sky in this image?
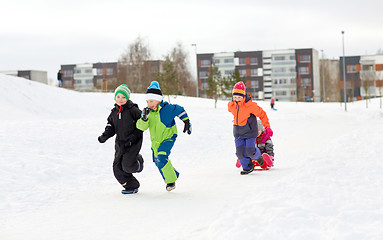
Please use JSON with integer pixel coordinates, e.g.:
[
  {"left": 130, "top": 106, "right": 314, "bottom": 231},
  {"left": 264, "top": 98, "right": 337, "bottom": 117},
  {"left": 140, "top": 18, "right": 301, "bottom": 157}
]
[{"left": 1, "top": 0, "right": 382, "bottom": 81}]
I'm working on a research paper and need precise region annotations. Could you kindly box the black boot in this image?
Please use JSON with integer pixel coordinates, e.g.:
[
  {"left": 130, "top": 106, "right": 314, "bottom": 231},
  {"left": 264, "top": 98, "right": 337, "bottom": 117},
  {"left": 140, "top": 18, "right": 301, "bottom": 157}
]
[
  {"left": 240, "top": 160, "right": 254, "bottom": 175},
  {"left": 166, "top": 182, "right": 176, "bottom": 191}
]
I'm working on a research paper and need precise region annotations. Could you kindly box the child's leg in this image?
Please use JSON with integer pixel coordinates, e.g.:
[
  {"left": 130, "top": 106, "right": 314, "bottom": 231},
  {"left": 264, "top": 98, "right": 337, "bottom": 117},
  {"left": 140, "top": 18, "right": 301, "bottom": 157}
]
[
  {"left": 113, "top": 157, "right": 140, "bottom": 189},
  {"left": 121, "top": 139, "right": 143, "bottom": 173},
  {"left": 152, "top": 136, "right": 179, "bottom": 184},
  {"left": 235, "top": 138, "right": 260, "bottom": 170}
]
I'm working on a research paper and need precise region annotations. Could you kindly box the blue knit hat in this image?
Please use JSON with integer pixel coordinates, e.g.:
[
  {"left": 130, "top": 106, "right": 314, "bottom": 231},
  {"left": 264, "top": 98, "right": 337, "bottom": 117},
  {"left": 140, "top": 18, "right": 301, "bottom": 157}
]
[
  {"left": 145, "top": 81, "right": 163, "bottom": 102},
  {"left": 114, "top": 84, "right": 131, "bottom": 100}
]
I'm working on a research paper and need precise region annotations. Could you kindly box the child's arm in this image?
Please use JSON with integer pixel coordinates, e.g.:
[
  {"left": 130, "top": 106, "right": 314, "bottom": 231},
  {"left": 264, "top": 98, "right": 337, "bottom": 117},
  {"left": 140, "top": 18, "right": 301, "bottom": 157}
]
[
  {"left": 171, "top": 104, "right": 191, "bottom": 134},
  {"left": 136, "top": 107, "right": 150, "bottom": 131},
  {"left": 250, "top": 102, "right": 270, "bottom": 128},
  {"left": 98, "top": 114, "right": 115, "bottom": 143}
]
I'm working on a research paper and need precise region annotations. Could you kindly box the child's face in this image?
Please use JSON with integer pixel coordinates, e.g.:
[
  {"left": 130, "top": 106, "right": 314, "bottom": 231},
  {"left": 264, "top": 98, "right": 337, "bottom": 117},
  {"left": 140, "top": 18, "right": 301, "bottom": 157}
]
[
  {"left": 115, "top": 93, "right": 127, "bottom": 106},
  {"left": 147, "top": 99, "right": 161, "bottom": 110},
  {"left": 233, "top": 95, "right": 244, "bottom": 102}
]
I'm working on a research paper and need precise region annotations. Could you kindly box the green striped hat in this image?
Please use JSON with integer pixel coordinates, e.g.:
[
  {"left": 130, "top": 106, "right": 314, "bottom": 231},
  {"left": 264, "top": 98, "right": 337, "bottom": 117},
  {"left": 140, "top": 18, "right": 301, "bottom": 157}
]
[{"left": 114, "top": 84, "right": 131, "bottom": 100}]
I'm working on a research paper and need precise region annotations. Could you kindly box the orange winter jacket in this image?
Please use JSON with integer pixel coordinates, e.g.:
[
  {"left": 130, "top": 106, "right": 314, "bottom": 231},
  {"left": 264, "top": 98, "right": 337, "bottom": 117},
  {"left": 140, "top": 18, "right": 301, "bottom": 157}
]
[{"left": 228, "top": 95, "right": 270, "bottom": 138}]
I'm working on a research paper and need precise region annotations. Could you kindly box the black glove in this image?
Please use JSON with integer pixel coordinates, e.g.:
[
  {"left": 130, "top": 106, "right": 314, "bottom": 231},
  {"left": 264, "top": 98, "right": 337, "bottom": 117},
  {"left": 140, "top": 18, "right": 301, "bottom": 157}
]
[
  {"left": 141, "top": 107, "right": 150, "bottom": 121},
  {"left": 98, "top": 135, "right": 107, "bottom": 143},
  {"left": 183, "top": 119, "right": 192, "bottom": 135}
]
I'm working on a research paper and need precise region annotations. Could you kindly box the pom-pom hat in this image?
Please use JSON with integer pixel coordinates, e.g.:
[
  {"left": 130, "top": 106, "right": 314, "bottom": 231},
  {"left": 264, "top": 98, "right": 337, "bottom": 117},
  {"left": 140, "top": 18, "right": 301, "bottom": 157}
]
[
  {"left": 114, "top": 84, "right": 131, "bottom": 100},
  {"left": 232, "top": 81, "right": 246, "bottom": 97},
  {"left": 145, "top": 81, "right": 163, "bottom": 102}
]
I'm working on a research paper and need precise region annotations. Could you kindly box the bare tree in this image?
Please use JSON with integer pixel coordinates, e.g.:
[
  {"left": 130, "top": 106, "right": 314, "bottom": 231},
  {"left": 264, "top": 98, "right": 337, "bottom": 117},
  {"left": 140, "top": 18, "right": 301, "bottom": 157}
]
[
  {"left": 377, "top": 80, "right": 383, "bottom": 109},
  {"left": 360, "top": 66, "right": 376, "bottom": 108},
  {"left": 118, "top": 36, "right": 152, "bottom": 93},
  {"left": 169, "top": 42, "right": 195, "bottom": 96}
]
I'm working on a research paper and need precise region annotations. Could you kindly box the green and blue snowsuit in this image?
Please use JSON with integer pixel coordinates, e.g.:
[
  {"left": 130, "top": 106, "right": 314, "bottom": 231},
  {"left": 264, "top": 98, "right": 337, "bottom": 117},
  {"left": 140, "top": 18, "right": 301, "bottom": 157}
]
[{"left": 136, "top": 101, "right": 189, "bottom": 184}]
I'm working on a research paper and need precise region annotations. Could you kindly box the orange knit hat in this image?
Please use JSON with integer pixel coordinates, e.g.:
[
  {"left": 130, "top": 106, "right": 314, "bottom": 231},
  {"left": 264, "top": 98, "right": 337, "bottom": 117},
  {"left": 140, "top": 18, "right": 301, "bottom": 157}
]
[{"left": 232, "top": 81, "right": 246, "bottom": 96}]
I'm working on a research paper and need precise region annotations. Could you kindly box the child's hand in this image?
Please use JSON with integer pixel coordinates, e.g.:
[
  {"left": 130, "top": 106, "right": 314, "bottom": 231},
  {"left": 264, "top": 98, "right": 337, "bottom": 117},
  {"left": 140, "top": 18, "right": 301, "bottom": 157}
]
[
  {"left": 183, "top": 119, "right": 192, "bottom": 135},
  {"left": 141, "top": 107, "right": 150, "bottom": 121},
  {"left": 261, "top": 128, "right": 273, "bottom": 143},
  {"left": 98, "top": 135, "right": 107, "bottom": 143}
]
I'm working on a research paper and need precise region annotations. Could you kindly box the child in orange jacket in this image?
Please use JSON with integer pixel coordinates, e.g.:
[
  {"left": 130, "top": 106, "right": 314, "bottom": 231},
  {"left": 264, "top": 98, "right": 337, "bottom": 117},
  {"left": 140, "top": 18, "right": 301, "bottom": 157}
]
[{"left": 228, "top": 82, "right": 273, "bottom": 174}]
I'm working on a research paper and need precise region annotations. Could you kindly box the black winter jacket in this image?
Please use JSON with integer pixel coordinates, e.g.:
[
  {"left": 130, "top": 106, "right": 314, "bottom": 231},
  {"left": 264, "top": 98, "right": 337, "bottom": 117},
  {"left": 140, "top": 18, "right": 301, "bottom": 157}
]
[{"left": 99, "top": 100, "right": 143, "bottom": 145}]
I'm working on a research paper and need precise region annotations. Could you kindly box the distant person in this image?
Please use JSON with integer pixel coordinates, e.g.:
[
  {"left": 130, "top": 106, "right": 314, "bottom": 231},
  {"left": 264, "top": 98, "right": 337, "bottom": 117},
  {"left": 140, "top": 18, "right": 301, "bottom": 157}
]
[
  {"left": 57, "top": 70, "right": 63, "bottom": 87},
  {"left": 136, "top": 81, "right": 192, "bottom": 192},
  {"left": 270, "top": 96, "right": 275, "bottom": 110},
  {"left": 98, "top": 84, "right": 144, "bottom": 194},
  {"left": 228, "top": 81, "right": 273, "bottom": 175}
]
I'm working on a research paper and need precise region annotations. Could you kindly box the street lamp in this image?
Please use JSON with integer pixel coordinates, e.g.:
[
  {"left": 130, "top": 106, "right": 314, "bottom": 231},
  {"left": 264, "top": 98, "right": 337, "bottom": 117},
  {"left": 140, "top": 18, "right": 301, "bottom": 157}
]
[
  {"left": 342, "top": 31, "right": 347, "bottom": 111},
  {"left": 321, "top": 49, "right": 325, "bottom": 102},
  {"left": 191, "top": 44, "right": 199, "bottom": 97}
]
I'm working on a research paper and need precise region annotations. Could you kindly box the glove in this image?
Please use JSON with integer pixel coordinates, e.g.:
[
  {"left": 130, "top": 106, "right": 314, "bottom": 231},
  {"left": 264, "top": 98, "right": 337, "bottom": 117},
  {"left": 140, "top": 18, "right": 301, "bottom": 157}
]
[
  {"left": 141, "top": 107, "right": 150, "bottom": 121},
  {"left": 261, "top": 128, "right": 273, "bottom": 143},
  {"left": 98, "top": 135, "right": 107, "bottom": 143},
  {"left": 183, "top": 119, "right": 192, "bottom": 135}
]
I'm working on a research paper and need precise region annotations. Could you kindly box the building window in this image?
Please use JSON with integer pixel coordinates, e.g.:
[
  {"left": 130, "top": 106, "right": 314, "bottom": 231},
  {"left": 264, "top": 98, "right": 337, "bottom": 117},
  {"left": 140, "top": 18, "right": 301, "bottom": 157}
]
[
  {"left": 274, "top": 56, "right": 285, "bottom": 61},
  {"left": 291, "top": 78, "right": 296, "bottom": 84},
  {"left": 299, "top": 66, "right": 309, "bottom": 74},
  {"left": 201, "top": 82, "right": 208, "bottom": 89},
  {"left": 291, "top": 90, "right": 296, "bottom": 95},
  {"left": 239, "top": 58, "right": 246, "bottom": 65},
  {"left": 273, "top": 68, "right": 286, "bottom": 73},
  {"left": 252, "top": 80, "right": 259, "bottom": 88},
  {"left": 239, "top": 69, "right": 246, "bottom": 77},
  {"left": 75, "top": 69, "right": 82, "bottom": 74},
  {"left": 347, "top": 65, "right": 357, "bottom": 73},
  {"left": 214, "top": 59, "right": 220, "bottom": 64},
  {"left": 250, "top": 69, "right": 258, "bottom": 76},
  {"left": 85, "top": 79, "right": 93, "bottom": 84},
  {"left": 301, "top": 78, "right": 311, "bottom": 86},
  {"left": 299, "top": 55, "right": 311, "bottom": 63},
  {"left": 106, "top": 68, "right": 113, "bottom": 75},
  {"left": 200, "top": 59, "right": 211, "bottom": 66},
  {"left": 290, "top": 55, "right": 296, "bottom": 60},
  {"left": 224, "top": 58, "right": 234, "bottom": 64},
  {"left": 224, "top": 70, "right": 234, "bottom": 75},
  {"left": 274, "top": 80, "right": 278, "bottom": 84},
  {"left": 250, "top": 57, "right": 258, "bottom": 65},
  {"left": 63, "top": 70, "right": 73, "bottom": 77},
  {"left": 199, "top": 71, "right": 209, "bottom": 78},
  {"left": 97, "top": 68, "right": 103, "bottom": 76},
  {"left": 362, "top": 65, "right": 374, "bottom": 71},
  {"left": 85, "top": 69, "right": 92, "bottom": 74}
]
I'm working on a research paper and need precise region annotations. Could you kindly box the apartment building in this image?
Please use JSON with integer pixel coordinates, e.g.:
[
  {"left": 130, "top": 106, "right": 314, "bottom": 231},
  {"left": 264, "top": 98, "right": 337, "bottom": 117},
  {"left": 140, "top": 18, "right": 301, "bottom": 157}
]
[
  {"left": 340, "top": 54, "right": 383, "bottom": 101},
  {"left": 196, "top": 48, "right": 319, "bottom": 101},
  {"left": 60, "top": 62, "right": 117, "bottom": 91},
  {"left": 0, "top": 70, "right": 48, "bottom": 84}
]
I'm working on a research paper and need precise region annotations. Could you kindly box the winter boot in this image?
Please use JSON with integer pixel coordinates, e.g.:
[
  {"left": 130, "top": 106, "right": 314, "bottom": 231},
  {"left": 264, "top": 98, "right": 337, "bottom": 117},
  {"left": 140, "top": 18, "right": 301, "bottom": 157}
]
[
  {"left": 166, "top": 182, "right": 176, "bottom": 192},
  {"left": 240, "top": 160, "right": 254, "bottom": 175},
  {"left": 262, "top": 153, "right": 273, "bottom": 167},
  {"left": 256, "top": 155, "right": 268, "bottom": 169},
  {"left": 240, "top": 168, "right": 254, "bottom": 175},
  {"left": 136, "top": 154, "right": 144, "bottom": 173},
  {"left": 121, "top": 188, "right": 138, "bottom": 194}
]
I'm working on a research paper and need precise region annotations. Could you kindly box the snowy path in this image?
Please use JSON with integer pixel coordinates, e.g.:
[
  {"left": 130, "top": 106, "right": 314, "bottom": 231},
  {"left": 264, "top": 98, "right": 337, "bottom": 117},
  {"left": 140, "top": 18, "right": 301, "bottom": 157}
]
[{"left": 1, "top": 75, "right": 383, "bottom": 239}]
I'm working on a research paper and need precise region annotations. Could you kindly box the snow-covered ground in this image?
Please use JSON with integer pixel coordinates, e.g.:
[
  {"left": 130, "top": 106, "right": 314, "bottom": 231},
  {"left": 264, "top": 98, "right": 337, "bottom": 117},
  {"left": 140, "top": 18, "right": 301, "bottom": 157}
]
[{"left": 1, "top": 73, "right": 383, "bottom": 240}]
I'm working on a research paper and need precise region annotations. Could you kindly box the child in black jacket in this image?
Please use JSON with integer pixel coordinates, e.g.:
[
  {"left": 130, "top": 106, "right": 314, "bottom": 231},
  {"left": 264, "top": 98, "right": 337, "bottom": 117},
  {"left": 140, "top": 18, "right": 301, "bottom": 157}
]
[{"left": 98, "top": 84, "right": 144, "bottom": 194}]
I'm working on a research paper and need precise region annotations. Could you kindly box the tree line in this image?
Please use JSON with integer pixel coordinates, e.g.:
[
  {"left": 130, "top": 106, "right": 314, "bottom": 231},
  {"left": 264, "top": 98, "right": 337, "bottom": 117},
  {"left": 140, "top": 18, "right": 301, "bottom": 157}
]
[{"left": 117, "top": 36, "right": 196, "bottom": 98}]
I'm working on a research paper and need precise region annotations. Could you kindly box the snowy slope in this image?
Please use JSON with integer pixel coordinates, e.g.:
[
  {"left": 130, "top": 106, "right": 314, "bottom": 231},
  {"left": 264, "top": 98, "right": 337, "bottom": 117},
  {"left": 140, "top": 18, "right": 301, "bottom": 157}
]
[{"left": 1, "top": 74, "right": 383, "bottom": 240}]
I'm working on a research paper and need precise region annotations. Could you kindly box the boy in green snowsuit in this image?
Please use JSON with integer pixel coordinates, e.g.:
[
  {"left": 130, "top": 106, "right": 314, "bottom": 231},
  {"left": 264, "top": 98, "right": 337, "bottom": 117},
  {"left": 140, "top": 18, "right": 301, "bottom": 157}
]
[{"left": 136, "top": 81, "right": 192, "bottom": 191}]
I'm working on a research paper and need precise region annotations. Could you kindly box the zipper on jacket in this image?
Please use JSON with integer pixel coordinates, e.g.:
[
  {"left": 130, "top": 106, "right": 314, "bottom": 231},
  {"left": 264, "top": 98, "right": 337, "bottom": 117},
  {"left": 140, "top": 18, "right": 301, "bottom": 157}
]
[
  {"left": 235, "top": 101, "right": 239, "bottom": 125},
  {"left": 119, "top": 112, "right": 121, "bottom": 119}
]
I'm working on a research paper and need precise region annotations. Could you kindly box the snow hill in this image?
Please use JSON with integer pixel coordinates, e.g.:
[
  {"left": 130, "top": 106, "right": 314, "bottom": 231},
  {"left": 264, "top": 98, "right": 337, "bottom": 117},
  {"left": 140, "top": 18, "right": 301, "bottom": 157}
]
[{"left": 1, "top": 73, "right": 383, "bottom": 240}]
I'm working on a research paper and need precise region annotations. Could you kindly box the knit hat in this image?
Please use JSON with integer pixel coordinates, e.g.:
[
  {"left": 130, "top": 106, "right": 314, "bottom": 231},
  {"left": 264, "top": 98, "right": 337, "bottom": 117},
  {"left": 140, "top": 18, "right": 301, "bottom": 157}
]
[
  {"left": 114, "top": 84, "right": 131, "bottom": 100},
  {"left": 232, "top": 81, "right": 246, "bottom": 97},
  {"left": 145, "top": 81, "right": 163, "bottom": 102}
]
